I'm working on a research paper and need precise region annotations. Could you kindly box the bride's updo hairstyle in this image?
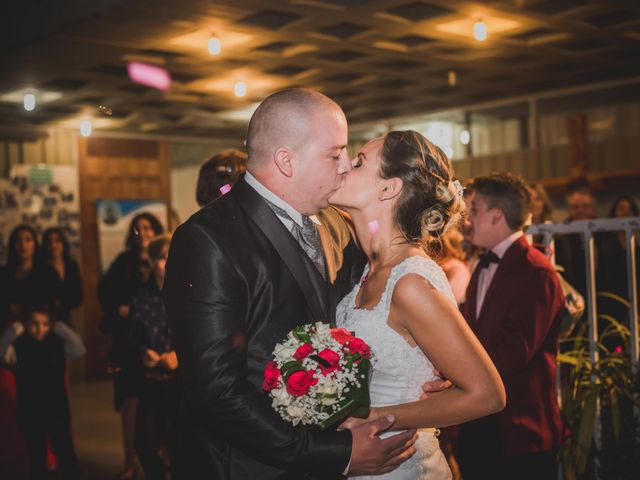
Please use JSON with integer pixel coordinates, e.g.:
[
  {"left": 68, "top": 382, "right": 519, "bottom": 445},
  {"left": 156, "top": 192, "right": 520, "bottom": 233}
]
[{"left": 379, "top": 130, "right": 463, "bottom": 248}]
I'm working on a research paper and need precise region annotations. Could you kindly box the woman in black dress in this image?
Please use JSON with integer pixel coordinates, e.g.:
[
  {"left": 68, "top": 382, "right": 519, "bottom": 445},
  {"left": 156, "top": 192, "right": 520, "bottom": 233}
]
[
  {"left": 1, "top": 225, "right": 59, "bottom": 327},
  {"left": 98, "top": 212, "right": 164, "bottom": 479},
  {"left": 41, "top": 228, "right": 83, "bottom": 327},
  {"left": 0, "top": 225, "right": 59, "bottom": 478}
]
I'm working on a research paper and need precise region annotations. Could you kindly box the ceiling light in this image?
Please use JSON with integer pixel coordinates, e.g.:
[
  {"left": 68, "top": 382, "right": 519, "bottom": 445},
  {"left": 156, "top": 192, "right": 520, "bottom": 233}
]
[
  {"left": 459, "top": 130, "right": 471, "bottom": 145},
  {"left": 1, "top": 89, "right": 61, "bottom": 104},
  {"left": 80, "top": 119, "right": 92, "bottom": 137},
  {"left": 23, "top": 93, "right": 36, "bottom": 111},
  {"left": 447, "top": 70, "right": 457, "bottom": 87},
  {"left": 473, "top": 20, "right": 487, "bottom": 41},
  {"left": 444, "top": 147, "right": 454, "bottom": 158},
  {"left": 234, "top": 81, "right": 247, "bottom": 97},
  {"left": 208, "top": 36, "right": 221, "bottom": 55}
]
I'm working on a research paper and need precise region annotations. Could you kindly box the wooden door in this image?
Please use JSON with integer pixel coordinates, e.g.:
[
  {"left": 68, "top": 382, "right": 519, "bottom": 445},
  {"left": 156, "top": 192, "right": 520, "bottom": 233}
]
[{"left": 78, "top": 137, "right": 170, "bottom": 380}]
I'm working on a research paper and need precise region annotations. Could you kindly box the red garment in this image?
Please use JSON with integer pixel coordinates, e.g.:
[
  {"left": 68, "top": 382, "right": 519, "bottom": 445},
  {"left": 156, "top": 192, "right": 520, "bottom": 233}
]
[
  {"left": 0, "top": 367, "right": 29, "bottom": 478},
  {"left": 460, "top": 236, "right": 567, "bottom": 456}
]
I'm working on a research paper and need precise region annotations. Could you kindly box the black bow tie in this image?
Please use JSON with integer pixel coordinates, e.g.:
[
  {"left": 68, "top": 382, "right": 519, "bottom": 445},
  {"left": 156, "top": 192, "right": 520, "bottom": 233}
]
[{"left": 479, "top": 250, "right": 500, "bottom": 269}]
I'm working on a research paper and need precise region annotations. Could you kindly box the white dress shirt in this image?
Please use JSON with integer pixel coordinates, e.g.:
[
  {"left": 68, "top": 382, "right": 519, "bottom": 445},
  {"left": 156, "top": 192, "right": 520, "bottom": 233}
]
[{"left": 476, "top": 231, "right": 524, "bottom": 318}]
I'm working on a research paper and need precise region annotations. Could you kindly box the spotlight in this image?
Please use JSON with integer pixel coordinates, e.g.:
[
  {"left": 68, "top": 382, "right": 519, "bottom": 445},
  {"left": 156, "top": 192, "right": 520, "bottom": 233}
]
[
  {"left": 208, "top": 36, "right": 221, "bottom": 55},
  {"left": 447, "top": 70, "right": 457, "bottom": 87},
  {"left": 23, "top": 93, "right": 36, "bottom": 111},
  {"left": 234, "top": 81, "right": 247, "bottom": 97},
  {"left": 80, "top": 120, "right": 92, "bottom": 137},
  {"left": 473, "top": 20, "right": 487, "bottom": 41}
]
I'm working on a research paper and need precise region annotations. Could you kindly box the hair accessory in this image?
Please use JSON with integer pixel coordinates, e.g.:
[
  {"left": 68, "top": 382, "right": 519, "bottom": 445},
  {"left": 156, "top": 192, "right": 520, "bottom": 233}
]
[{"left": 452, "top": 180, "right": 464, "bottom": 199}]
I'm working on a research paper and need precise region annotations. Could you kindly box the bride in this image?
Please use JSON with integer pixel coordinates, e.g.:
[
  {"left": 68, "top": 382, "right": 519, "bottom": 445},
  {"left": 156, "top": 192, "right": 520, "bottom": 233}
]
[{"left": 330, "top": 130, "right": 506, "bottom": 479}]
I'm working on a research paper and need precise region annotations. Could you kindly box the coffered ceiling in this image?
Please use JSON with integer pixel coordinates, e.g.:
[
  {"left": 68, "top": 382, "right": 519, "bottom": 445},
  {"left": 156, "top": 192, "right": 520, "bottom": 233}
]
[{"left": 1, "top": 0, "right": 639, "bottom": 142}]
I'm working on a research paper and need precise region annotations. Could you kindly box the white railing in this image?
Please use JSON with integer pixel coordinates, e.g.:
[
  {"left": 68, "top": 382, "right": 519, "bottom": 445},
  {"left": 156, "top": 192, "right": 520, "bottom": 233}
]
[{"left": 526, "top": 217, "right": 639, "bottom": 370}]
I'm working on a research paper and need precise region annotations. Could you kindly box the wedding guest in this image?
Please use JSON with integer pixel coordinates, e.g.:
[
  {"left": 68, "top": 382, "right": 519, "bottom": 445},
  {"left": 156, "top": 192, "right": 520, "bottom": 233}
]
[
  {"left": 0, "top": 303, "right": 85, "bottom": 479},
  {"left": 596, "top": 195, "right": 640, "bottom": 337},
  {"left": 129, "top": 234, "right": 178, "bottom": 480},
  {"left": 436, "top": 228, "right": 471, "bottom": 305},
  {"left": 458, "top": 173, "right": 566, "bottom": 480},
  {"left": 0, "top": 225, "right": 59, "bottom": 328},
  {"left": 554, "top": 183, "right": 597, "bottom": 298},
  {"left": 196, "top": 149, "right": 247, "bottom": 207},
  {"left": 0, "top": 363, "right": 28, "bottom": 479},
  {"left": 609, "top": 195, "right": 639, "bottom": 219},
  {"left": 529, "top": 183, "right": 553, "bottom": 225},
  {"left": 42, "top": 227, "right": 83, "bottom": 327},
  {"left": 527, "top": 183, "right": 556, "bottom": 260},
  {"left": 98, "top": 212, "right": 164, "bottom": 480}
]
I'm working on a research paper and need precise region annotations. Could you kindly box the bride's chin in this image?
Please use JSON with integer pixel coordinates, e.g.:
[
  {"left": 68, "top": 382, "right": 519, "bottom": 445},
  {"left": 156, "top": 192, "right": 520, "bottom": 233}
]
[{"left": 328, "top": 193, "right": 346, "bottom": 207}]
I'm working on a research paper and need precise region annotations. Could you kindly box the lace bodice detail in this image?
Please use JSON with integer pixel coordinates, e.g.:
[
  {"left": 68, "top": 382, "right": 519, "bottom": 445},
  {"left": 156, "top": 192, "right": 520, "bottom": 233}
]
[
  {"left": 337, "top": 256, "right": 455, "bottom": 480},
  {"left": 336, "top": 256, "right": 456, "bottom": 408}
]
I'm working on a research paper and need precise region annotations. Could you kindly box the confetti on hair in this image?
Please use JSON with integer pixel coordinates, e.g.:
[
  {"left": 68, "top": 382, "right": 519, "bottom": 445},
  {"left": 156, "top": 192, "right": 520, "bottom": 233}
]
[
  {"left": 127, "top": 62, "right": 171, "bottom": 92},
  {"left": 219, "top": 184, "right": 232, "bottom": 195},
  {"left": 368, "top": 220, "right": 380, "bottom": 235}
]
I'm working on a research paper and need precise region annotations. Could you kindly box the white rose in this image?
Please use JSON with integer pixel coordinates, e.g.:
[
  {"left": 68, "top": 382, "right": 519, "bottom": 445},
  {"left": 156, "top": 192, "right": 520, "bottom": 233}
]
[
  {"left": 316, "top": 383, "right": 339, "bottom": 406},
  {"left": 271, "top": 387, "right": 290, "bottom": 407},
  {"left": 286, "top": 404, "right": 305, "bottom": 420},
  {"left": 274, "top": 342, "right": 297, "bottom": 359}
]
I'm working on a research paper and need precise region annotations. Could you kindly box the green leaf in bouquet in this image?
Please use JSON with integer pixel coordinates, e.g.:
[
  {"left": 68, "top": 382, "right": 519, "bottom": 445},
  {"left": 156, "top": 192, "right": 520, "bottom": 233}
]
[
  {"left": 309, "top": 354, "right": 332, "bottom": 369},
  {"left": 292, "top": 326, "right": 311, "bottom": 343},
  {"left": 280, "top": 360, "right": 305, "bottom": 379},
  {"left": 317, "top": 359, "right": 372, "bottom": 431}
]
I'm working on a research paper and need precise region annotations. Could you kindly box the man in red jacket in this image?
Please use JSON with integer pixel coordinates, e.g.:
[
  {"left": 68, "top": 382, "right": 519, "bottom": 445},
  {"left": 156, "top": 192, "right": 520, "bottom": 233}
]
[{"left": 458, "top": 173, "right": 566, "bottom": 480}]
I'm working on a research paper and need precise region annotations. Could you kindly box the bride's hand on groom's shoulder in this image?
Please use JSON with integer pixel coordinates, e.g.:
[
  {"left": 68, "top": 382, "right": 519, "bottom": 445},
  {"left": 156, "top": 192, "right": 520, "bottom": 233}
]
[
  {"left": 420, "top": 369, "right": 452, "bottom": 400},
  {"left": 338, "top": 407, "right": 382, "bottom": 430}
]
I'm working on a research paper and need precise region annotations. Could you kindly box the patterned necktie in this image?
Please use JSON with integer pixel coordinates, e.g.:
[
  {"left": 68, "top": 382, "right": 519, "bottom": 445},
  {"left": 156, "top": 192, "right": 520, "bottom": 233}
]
[{"left": 265, "top": 200, "right": 326, "bottom": 280}]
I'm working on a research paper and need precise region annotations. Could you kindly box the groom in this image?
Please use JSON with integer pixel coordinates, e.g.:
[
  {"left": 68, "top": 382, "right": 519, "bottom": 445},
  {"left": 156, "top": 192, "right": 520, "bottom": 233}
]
[{"left": 164, "top": 89, "right": 417, "bottom": 479}]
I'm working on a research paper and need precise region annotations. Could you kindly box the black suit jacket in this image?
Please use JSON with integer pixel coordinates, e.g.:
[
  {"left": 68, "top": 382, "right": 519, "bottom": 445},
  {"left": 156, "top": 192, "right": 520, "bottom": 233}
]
[{"left": 164, "top": 176, "right": 364, "bottom": 479}]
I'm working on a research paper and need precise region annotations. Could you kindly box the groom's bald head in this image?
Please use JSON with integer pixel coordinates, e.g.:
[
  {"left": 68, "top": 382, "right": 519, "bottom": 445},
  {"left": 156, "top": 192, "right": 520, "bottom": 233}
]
[{"left": 246, "top": 88, "right": 343, "bottom": 168}]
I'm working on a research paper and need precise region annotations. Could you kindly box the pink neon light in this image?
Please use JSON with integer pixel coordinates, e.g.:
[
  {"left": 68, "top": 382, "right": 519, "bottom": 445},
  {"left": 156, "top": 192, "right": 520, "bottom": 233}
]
[
  {"left": 219, "top": 184, "right": 232, "bottom": 195},
  {"left": 127, "top": 62, "right": 171, "bottom": 92}
]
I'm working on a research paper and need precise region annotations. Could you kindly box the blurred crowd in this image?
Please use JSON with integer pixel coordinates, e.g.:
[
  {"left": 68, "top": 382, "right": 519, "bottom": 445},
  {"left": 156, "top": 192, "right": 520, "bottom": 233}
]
[{"left": 0, "top": 143, "right": 637, "bottom": 479}]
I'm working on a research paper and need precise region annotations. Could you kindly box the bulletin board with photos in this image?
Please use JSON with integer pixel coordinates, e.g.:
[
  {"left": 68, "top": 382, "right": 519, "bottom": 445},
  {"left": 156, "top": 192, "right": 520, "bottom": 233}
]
[{"left": 0, "top": 164, "right": 81, "bottom": 265}]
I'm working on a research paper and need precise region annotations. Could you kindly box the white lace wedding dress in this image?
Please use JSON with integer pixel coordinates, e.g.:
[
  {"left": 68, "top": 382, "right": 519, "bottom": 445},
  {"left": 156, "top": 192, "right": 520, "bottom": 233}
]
[{"left": 337, "top": 256, "right": 454, "bottom": 480}]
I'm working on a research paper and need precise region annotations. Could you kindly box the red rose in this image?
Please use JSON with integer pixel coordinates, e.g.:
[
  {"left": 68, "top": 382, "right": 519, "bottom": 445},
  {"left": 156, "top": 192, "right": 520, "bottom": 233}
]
[
  {"left": 317, "top": 348, "right": 341, "bottom": 375},
  {"left": 286, "top": 370, "right": 318, "bottom": 397},
  {"left": 262, "top": 361, "right": 281, "bottom": 392},
  {"left": 346, "top": 338, "right": 371, "bottom": 359},
  {"left": 330, "top": 327, "right": 354, "bottom": 344},
  {"left": 293, "top": 343, "right": 314, "bottom": 361}
]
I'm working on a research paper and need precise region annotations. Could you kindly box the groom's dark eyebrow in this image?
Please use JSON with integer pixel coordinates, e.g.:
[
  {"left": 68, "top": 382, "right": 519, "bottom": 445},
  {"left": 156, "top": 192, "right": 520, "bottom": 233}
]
[{"left": 358, "top": 152, "right": 367, "bottom": 161}]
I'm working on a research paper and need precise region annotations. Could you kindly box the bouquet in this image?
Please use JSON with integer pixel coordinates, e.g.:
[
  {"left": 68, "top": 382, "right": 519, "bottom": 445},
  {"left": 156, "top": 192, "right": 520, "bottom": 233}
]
[{"left": 262, "top": 322, "right": 372, "bottom": 430}]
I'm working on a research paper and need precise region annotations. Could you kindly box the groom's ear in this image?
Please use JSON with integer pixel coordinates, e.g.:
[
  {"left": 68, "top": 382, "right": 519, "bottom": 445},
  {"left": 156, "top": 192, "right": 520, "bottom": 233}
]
[
  {"left": 379, "top": 177, "right": 403, "bottom": 201},
  {"left": 274, "top": 147, "right": 294, "bottom": 177}
]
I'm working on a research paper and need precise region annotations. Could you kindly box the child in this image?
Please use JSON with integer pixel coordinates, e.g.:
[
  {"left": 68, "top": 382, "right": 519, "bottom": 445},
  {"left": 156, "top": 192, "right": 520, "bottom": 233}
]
[
  {"left": 0, "top": 304, "right": 84, "bottom": 479},
  {"left": 129, "top": 234, "right": 178, "bottom": 480}
]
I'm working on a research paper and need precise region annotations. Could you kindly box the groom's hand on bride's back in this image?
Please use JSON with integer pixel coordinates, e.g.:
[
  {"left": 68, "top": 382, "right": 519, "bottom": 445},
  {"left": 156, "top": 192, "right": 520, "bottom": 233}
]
[{"left": 348, "top": 414, "right": 418, "bottom": 475}]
